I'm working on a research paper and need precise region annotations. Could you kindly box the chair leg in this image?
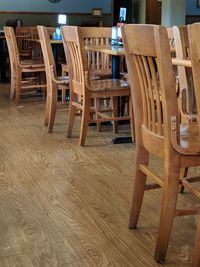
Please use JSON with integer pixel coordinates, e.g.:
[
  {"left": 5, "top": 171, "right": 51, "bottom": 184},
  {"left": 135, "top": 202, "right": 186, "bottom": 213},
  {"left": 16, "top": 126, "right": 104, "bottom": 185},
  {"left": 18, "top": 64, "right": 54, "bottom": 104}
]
[
  {"left": 15, "top": 70, "right": 21, "bottom": 104},
  {"left": 44, "top": 92, "right": 50, "bottom": 126},
  {"left": 94, "top": 98, "right": 102, "bottom": 132},
  {"left": 129, "top": 96, "right": 135, "bottom": 143},
  {"left": 129, "top": 145, "right": 149, "bottom": 228},
  {"left": 10, "top": 70, "right": 16, "bottom": 99},
  {"left": 192, "top": 217, "right": 200, "bottom": 267},
  {"left": 67, "top": 92, "right": 77, "bottom": 138},
  {"left": 47, "top": 84, "right": 57, "bottom": 133},
  {"left": 79, "top": 97, "right": 90, "bottom": 147},
  {"left": 61, "top": 88, "right": 66, "bottom": 103},
  {"left": 179, "top": 167, "right": 188, "bottom": 193},
  {"left": 154, "top": 161, "right": 180, "bottom": 264},
  {"left": 112, "top": 96, "right": 118, "bottom": 134}
]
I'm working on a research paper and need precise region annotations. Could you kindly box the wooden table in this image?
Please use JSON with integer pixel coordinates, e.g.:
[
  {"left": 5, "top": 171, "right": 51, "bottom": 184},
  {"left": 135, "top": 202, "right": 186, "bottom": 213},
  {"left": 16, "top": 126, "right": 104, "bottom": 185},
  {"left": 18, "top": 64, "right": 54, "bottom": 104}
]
[{"left": 86, "top": 45, "right": 180, "bottom": 78}]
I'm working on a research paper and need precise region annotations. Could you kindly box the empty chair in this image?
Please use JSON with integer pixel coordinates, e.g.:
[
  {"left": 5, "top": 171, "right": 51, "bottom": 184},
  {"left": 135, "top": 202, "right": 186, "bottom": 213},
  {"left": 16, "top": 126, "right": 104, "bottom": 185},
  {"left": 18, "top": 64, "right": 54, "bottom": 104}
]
[
  {"left": 81, "top": 27, "right": 114, "bottom": 132},
  {"left": 122, "top": 24, "right": 200, "bottom": 265},
  {"left": 4, "top": 26, "right": 46, "bottom": 102},
  {"left": 37, "top": 26, "right": 69, "bottom": 133},
  {"left": 82, "top": 27, "right": 112, "bottom": 78},
  {"left": 30, "top": 27, "right": 43, "bottom": 61},
  {"left": 61, "top": 26, "right": 133, "bottom": 146},
  {"left": 16, "top": 27, "right": 32, "bottom": 58}
]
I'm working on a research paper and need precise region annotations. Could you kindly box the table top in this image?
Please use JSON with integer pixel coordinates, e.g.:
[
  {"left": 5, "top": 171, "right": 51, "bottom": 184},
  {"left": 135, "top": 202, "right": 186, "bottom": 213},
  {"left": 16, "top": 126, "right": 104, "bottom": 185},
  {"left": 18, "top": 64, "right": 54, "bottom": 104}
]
[
  {"left": 28, "top": 38, "right": 63, "bottom": 45},
  {"left": 85, "top": 45, "right": 125, "bottom": 56},
  {"left": 86, "top": 44, "right": 176, "bottom": 57}
]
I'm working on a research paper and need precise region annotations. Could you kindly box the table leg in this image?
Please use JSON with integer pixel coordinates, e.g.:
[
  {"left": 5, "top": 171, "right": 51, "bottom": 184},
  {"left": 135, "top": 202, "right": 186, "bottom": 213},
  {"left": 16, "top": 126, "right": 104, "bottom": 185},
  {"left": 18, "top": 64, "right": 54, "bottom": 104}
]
[
  {"left": 112, "top": 55, "right": 120, "bottom": 79},
  {"left": 111, "top": 55, "right": 132, "bottom": 144}
]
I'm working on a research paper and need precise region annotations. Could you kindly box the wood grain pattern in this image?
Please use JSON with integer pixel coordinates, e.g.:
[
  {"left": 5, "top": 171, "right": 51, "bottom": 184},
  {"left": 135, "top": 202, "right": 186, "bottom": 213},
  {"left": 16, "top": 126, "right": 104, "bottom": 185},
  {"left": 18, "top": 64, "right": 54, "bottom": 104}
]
[{"left": 0, "top": 83, "right": 199, "bottom": 266}]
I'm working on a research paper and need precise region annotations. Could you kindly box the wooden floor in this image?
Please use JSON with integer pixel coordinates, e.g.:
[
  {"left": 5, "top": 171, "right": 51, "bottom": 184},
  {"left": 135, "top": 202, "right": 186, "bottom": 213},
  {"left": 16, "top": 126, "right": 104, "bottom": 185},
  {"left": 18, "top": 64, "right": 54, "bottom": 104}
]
[{"left": 0, "top": 83, "right": 199, "bottom": 267}]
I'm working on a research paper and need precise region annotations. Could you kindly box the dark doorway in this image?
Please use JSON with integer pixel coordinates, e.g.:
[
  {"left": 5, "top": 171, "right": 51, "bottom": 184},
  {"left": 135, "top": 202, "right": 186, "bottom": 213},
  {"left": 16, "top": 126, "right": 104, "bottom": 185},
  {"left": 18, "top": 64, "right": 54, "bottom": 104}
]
[
  {"left": 146, "top": 0, "right": 161, "bottom": 24},
  {"left": 112, "top": 0, "right": 133, "bottom": 25}
]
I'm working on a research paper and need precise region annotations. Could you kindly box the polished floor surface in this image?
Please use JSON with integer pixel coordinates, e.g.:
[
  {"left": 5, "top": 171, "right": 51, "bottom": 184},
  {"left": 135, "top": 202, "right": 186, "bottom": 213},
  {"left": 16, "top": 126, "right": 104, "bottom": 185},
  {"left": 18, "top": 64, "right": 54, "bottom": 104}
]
[{"left": 0, "top": 83, "right": 199, "bottom": 266}]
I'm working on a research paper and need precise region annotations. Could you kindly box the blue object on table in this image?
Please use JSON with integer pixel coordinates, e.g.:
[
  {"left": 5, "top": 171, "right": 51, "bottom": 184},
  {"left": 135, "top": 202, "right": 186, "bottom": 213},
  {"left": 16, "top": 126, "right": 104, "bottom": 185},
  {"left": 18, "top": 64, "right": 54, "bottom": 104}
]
[{"left": 52, "top": 27, "right": 62, "bottom": 40}]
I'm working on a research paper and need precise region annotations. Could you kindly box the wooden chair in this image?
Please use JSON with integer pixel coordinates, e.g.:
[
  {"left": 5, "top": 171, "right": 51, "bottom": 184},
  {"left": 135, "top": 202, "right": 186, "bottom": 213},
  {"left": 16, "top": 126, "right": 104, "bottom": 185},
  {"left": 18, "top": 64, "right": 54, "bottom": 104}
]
[
  {"left": 81, "top": 27, "right": 114, "bottom": 132},
  {"left": 4, "top": 26, "right": 46, "bottom": 103},
  {"left": 82, "top": 27, "right": 112, "bottom": 78},
  {"left": 122, "top": 24, "right": 200, "bottom": 266},
  {"left": 15, "top": 26, "right": 32, "bottom": 58},
  {"left": 30, "top": 27, "right": 44, "bottom": 61},
  {"left": 37, "top": 26, "right": 69, "bottom": 133},
  {"left": 61, "top": 26, "right": 133, "bottom": 146},
  {"left": 188, "top": 23, "right": 200, "bottom": 135},
  {"left": 173, "top": 25, "right": 197, "bottom": 121},
  {"left": 186, "top": 23, "right": 200, "bottom": 266}
]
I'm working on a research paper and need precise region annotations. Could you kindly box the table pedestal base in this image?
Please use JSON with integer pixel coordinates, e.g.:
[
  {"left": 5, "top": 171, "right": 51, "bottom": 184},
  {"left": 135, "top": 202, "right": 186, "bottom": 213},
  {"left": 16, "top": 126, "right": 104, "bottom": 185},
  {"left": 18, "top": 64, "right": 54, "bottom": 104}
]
[{"left": 111, "top": 136, "right": 132, "bottom": 144}]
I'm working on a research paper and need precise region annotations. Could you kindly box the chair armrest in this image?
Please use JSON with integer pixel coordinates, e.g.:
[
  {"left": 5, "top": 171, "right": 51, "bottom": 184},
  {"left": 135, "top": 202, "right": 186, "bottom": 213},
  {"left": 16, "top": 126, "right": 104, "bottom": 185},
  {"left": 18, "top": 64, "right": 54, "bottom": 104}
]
[
  {"left": 50, "top": 65, "right": 69, "bottom": 84},
  {"left": 171, "top": 115, "right": 200, "bottom": 155}
]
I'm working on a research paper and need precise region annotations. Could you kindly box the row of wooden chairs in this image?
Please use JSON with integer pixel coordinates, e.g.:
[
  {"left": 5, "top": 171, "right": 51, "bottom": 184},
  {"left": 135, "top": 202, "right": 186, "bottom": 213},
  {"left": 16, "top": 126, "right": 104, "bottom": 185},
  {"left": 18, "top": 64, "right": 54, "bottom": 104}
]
[
  {"left": 5, "top": 25, "right": 133, "bottom": 146},
  {"left": 15, "top": 26, "right": 56, "bottom": 60},
  {"left": 37, "top": 25, "right": 133, "bottom": 146},
  {"left": 4, "top": 27, "right": 46, "bottom": 103},
  {"left": 122, "top": 23, "right": 200, "bottom": 266}
]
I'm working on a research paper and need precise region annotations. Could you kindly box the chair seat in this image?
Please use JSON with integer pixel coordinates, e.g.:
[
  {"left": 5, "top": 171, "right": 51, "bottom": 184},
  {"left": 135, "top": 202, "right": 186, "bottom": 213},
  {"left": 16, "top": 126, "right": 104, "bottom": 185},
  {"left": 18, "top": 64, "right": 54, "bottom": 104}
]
[{"left": 90, "top": 79, "right": 130, "bottom": 93}]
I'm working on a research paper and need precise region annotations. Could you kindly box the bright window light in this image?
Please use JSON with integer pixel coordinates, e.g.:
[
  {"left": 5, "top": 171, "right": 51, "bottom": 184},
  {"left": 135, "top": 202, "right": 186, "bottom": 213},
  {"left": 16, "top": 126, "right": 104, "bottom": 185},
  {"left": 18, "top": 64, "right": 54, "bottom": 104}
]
[{"left": 58, "top": 14, "right": 67, "bottom": 25}]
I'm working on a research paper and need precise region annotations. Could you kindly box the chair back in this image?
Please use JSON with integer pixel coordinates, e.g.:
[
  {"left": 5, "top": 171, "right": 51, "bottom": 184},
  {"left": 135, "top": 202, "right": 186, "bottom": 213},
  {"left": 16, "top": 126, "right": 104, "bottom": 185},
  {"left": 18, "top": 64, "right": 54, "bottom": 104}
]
[
  {"left": 15, "top": 26, "right": 32, "bottom": 58},
  {"left": 188, "top": 23, "right": 200, "bottom": 130},
  {"left": 30, "top": 27, "right": 43, "bottom": 60},
  {"left": 4, "top": 26, "right": 20, "bottom": 72},
  {"left": 61, "top": 26, "right": 88, "bottom": 96},
  {"left": 37, "top": 26, "right": 56, "bottom": 83},
  {"left": 167, "top": 27, "right": 175, "bottom": 49},
  {"left": 173, "top": 25, "right": 196, "bottom": 115},
  {"left": 81, "top": 27, "right": 111, "bottom": 72},
  {"left": 122, "top": 24, "right": 179, "bottom": 158}
]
